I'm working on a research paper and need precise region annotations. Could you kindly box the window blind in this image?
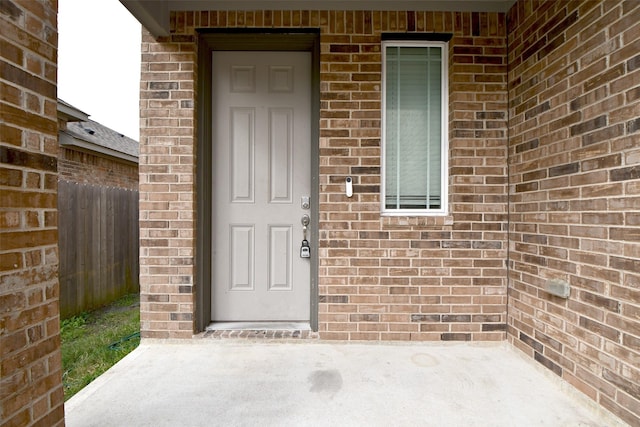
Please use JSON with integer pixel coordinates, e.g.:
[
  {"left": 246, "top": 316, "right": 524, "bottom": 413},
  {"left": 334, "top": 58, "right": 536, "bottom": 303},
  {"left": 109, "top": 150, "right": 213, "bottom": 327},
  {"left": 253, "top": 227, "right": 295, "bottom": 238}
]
[{"left": 384, "top": 45, "right": 443, "bottom": 211}]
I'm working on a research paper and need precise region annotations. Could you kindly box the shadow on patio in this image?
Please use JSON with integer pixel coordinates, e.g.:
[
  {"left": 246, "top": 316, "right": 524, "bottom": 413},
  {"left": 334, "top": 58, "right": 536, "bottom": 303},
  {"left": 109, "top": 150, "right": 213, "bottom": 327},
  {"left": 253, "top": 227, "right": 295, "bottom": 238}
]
[{"left": 64, "top": 340, "right": 626, "bottom": 426}]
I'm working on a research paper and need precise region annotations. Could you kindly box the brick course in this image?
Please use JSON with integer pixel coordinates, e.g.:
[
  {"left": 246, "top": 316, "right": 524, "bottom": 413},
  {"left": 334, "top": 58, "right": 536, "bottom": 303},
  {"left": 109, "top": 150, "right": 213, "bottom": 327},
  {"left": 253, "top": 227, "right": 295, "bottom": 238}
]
[
  {"left": 0, "top": 0, "right": 64, "bottom": 425},
  {"left": 507, "top": 0, "right": 640, "bottom": 424}
]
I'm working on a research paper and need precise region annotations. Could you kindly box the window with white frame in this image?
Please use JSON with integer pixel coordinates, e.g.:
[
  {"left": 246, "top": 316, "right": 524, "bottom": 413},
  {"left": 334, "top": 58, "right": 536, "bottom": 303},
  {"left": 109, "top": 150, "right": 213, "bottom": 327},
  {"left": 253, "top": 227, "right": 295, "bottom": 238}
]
[{"left": 381, "top": 40, "right": 448, "bottom": 215}]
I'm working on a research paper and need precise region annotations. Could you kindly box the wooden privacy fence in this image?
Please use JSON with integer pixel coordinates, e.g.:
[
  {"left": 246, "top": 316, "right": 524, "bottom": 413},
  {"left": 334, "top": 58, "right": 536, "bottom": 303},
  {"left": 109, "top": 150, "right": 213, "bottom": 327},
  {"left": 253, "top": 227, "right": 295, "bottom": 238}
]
[{"left": 58, "top": 180, "right": 139, "bottom": 318}]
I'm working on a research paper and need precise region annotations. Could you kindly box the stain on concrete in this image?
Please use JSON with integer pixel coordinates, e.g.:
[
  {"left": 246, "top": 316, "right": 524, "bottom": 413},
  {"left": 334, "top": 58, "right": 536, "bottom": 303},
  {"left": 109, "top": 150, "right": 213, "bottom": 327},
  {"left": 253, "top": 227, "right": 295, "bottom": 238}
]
[{"left": 308, "top": 369, "right": 343, "bottom": 396}]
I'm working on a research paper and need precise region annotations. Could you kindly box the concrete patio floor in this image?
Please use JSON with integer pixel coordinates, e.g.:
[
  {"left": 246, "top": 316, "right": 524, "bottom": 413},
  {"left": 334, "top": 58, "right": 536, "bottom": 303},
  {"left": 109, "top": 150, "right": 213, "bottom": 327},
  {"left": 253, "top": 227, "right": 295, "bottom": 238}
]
[{"left": 65, "top": 340, "right": 626, "bottom": 427}]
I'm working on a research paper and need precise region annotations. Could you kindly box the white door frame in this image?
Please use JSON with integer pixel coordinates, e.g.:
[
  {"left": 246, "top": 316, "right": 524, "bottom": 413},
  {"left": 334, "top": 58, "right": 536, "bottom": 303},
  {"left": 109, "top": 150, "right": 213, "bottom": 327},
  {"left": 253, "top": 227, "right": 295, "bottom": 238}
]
[{"left": 195, "top": 30, "right": 320, "bottom": 332}]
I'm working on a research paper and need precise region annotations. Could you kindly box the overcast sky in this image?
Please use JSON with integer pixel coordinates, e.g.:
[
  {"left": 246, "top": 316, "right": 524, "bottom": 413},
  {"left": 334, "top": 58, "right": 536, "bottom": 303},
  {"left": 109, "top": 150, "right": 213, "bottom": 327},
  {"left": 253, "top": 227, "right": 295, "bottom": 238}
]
[{"left": 58, "top": 0, "right": 141, "bottom": 140}]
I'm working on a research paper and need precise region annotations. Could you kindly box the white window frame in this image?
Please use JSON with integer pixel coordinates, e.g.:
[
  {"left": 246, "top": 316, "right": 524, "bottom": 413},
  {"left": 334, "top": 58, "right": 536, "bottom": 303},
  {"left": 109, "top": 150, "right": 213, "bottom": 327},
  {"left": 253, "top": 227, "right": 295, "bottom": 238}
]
[{"left": 381, "top": 40, "right": 449, "bottom": 216}]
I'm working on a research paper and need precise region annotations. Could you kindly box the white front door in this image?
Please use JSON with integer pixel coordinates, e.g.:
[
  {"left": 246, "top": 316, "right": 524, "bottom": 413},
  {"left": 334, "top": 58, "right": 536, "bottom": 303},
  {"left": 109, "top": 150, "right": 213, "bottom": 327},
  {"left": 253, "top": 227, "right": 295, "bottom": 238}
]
[{"left": 212, "top": 51, "right": 311, "bottom": 321}]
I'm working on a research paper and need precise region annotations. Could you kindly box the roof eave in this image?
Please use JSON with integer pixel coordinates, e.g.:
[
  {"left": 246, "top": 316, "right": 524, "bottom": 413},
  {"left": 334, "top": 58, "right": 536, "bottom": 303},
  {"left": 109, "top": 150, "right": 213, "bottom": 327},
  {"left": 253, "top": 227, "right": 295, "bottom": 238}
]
[
  {"left": 58, "top": 99, "right": 90, "bottom": 122},
  {"left": 59, "top": 131, "right": 139, "bottom": 165},
  {"left": 120, "top": 0, "right": 516, "bottom": 38},
  {"left": 120, "top": 0, "right": 171, "bottom": 37}
]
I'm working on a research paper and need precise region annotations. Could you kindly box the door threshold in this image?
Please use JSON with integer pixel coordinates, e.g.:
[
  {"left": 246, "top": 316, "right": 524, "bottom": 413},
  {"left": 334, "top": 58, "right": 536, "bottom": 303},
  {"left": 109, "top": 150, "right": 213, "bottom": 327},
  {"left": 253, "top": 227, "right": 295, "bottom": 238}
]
[{"left": 206, "top": 322, "right": 311, "bottom": 331}]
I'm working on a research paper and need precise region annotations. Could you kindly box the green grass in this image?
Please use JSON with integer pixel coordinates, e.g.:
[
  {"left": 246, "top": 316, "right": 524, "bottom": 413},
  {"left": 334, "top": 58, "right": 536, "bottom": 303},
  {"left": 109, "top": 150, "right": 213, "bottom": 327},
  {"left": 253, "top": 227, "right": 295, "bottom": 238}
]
[{"left": 60, "top": 293, "right": 141, "bottom": 401}]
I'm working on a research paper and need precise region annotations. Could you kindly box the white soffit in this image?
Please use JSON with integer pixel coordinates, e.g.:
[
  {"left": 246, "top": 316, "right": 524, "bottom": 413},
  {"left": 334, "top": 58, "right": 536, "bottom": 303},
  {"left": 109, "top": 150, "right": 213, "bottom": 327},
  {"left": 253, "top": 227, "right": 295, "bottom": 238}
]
[{"left": 121, "top": 0, "right": 516, "bottom": 37}]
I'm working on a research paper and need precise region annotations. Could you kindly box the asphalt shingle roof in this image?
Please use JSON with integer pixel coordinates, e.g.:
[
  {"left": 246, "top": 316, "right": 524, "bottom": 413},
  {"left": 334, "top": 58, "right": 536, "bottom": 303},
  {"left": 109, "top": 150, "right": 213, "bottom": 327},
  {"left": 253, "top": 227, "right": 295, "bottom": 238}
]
[{"left": 65, "top": 119, "right": 139, "bottom": 158}]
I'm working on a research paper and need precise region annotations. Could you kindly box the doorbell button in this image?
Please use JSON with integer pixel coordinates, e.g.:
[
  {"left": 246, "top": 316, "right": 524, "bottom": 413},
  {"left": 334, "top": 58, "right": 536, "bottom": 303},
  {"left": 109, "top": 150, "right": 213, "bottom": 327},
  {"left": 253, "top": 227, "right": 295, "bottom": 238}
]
[{"left": 346, "top": 176, "right": 353, "bottom": 198}]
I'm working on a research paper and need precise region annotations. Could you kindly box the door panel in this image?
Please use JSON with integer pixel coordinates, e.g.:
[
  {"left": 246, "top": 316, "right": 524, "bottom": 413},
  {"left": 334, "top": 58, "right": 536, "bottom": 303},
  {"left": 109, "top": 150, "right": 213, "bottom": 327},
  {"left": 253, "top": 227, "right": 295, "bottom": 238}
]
[
  {"left": 212, "top": 51, "right": 311, "bottom": 321},
  {"left": 229, "top": 225, "right": 254, "bottom": 291},
  {"left": 229, "top": 108, "right": 254, "bottom": 202},
  {"left": 269, "top": 108, "right": 293, "bottom": 203},
  {"left": 268, "top": 225, "right": 292, "bottom": 291}
]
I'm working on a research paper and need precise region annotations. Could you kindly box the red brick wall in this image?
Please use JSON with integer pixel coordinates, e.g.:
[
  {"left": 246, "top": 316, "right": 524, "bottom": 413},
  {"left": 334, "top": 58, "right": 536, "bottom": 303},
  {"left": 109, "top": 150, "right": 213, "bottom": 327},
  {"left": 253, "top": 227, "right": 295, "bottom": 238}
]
[
  {"left": 58, "top": 146, "right": 138, "bottom": 190},
  {"left": 139, "top": 10, "right": 509, "bottom": 339},
  {"left": 507, "top": 0, "right": 640, "bottom": 424},
  {"left": 316, "top": 12, "right": 508, "bottom": 340},
  {"left": 138, "top": 28, "right": 198, "bottom": 338},
  {"left": 0, "top": 0, "right": 65, "bottom": 425}
]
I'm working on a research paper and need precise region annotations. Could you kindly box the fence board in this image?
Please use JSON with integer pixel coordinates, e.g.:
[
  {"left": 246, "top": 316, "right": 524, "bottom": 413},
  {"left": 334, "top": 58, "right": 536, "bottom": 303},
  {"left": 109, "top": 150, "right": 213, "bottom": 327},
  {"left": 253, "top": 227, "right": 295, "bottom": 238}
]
[{"left": 58, "top": 180, "right": 139, "bottom": 318}]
